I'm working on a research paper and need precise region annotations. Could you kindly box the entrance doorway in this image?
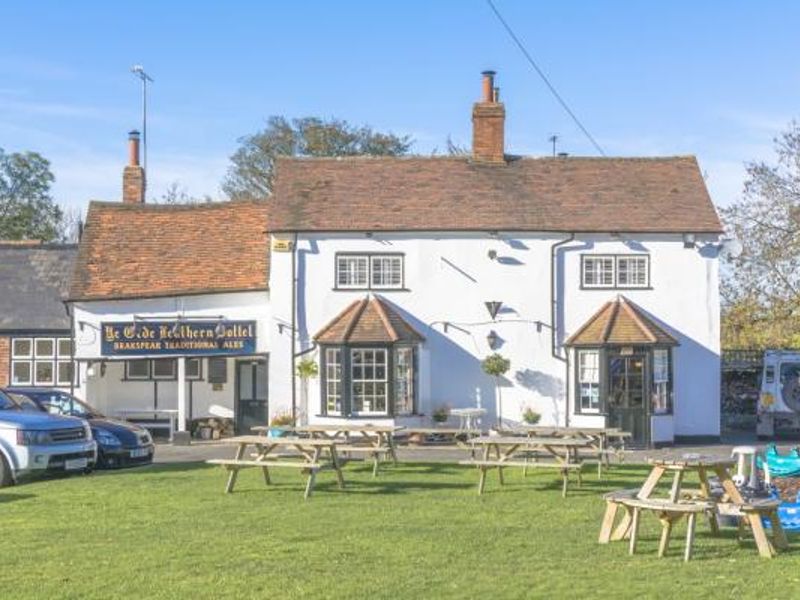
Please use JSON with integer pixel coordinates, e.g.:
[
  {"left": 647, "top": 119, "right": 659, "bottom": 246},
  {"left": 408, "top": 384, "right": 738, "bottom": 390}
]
[
  {"left": 607, "top": 354, "right": 648, "bottom": 445},
  {"left": 235, "top": 359, "right": 268, "bottom": 434}
]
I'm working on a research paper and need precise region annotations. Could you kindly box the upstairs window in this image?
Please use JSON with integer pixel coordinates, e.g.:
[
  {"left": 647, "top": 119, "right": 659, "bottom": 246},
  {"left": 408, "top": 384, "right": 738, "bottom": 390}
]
[
  {"left": 11, "top": 336, "right": 74, "bottom": 387},
  {"left": 335, "top": 254, "right": 404, "bottom": 290},
  {"left": 581, "top": 255, "right": 649, "bottom": 289}
]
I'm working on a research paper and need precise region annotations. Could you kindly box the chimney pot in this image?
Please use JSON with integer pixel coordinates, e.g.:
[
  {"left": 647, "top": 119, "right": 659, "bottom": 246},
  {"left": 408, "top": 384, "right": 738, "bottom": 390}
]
[
  {"left": 128, "top": 130, "right": 141, "bottom": 166},
  {"left": 481, "top": 70, "right": 496, "bottom": 102}
]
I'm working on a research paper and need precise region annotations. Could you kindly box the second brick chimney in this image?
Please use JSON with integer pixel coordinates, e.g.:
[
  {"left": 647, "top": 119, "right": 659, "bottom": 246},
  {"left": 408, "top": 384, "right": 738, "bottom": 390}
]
[
  {"left": 472, "top": 70, "right": 505, "bottom": 164},
  {"left": 122, "top": 130, "right": 145, "bottom": 203}
]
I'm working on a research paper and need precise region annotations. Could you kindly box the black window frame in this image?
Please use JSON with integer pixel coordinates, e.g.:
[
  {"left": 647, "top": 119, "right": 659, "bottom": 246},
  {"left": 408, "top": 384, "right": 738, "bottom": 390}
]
[
  {"left": 580, "top": 254, "right": 651, "bottom": 290},
  {"left": 333, "top": 252, "right": 407, "bottom": 291},
  {"left": 320, "top": 343, "right": 419, "bottom": 417}
]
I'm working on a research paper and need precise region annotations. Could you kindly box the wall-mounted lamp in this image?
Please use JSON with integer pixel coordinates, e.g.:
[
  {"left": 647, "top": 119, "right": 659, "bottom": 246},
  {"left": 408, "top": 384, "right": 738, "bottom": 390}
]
[
  {"left": 485, "top": 301, "right": 503, "bottom": 321},
  {"left": 683, "top": 233, "right": 696, "bottom": 249},
  {"left": 487, "top": 249, "right": 498, "bottom": 261},
  {"left": 214, "top": 321, "right": 226, "bottom": 338},
  {"left": 536, "top": 321, "right": 543, "bottom": 333},
  {"left": 100, "top": 361, "right": 107, "bottom": 377},
  {"left": 169, "top": 321, "right": 181, "bottom": 337},
  {"left": 487, "top": 330, "right": 500, "bottom": 350}
]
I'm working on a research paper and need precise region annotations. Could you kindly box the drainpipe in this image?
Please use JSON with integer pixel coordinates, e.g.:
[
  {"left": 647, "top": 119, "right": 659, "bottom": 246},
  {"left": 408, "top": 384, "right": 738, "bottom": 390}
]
[
  {"left": 290, "top": 232, "right": 299, "bottom": 424},
  {"left": 63, "top": 300, "right": 75, "bottom": 396},
  {"left": 550, "top": 234, "right": 574, "bottom": 426}
]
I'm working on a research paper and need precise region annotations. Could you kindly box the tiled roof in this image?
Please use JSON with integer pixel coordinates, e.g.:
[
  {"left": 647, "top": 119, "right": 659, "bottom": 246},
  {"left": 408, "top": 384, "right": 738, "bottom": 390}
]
[
  {"left": 270, "top": 155, "right": 722, "bottom": 233},
  {"left": 69, "top": 200, "right": 269, "bottom": 301},
  {"left": 314, "top": 296, "right": 425, "bottom": 344},
  {"left": 565, "top": 296, "right": 678, "bottom": 346},
  {"left": 0, "top": 243, "right": 76, "bottom": 331}
]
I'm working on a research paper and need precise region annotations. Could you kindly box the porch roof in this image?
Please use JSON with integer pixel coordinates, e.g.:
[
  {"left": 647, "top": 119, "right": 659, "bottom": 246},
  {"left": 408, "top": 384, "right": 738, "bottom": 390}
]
[
  {"left": 565, "top": 296, "right": 678, "bottom": 347},
  {"left": 314, "top": 295, "right": 425, "bottom": 344}
]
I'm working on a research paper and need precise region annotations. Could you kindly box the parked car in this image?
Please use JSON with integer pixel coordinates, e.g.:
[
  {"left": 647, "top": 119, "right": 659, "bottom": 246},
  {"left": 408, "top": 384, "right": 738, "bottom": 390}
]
[
  {"left": 5, "top": 388, "right": 154, "bottom": 469},
  {"left": 0, "top": 389, "right": 96, "bottom": 487}
]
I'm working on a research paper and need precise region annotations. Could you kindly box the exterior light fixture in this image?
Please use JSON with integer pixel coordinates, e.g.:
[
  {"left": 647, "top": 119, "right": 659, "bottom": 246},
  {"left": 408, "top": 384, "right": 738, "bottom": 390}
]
[
  {"left": 169, "top": 321, "right": 181, "bottom": 337},
  {"left": 214, "top": 321, "right": 226, "bottom": 338},
  {"left": 536, "top": 321, "right": 543, "bottom": 333},
  {"left": 487, "top": 330, "right": 500, "bottom": 350},
  {"left": 683, "top": 233, "right": 696, "bottom": 249},
  {"left": 487, "top": 249, "right": 498, "bottom": 260},
  {"left": 485, "top": 301, "right": 503, "bottom": 320}
]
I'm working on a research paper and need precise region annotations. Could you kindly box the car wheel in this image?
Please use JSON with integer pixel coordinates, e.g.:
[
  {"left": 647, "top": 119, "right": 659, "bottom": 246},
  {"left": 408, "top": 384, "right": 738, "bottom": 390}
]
[{"left": 0, "top": 453, "right": 14, "bottom": 487}]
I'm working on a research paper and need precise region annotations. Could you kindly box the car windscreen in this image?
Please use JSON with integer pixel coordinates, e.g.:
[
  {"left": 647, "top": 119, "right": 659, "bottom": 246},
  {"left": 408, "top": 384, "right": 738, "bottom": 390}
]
[
  {"left": 7, "top": 393, "right": 41, "bottom": 412},
  {"left": 780, "top": 362, "right": 800, "bottom": 412},
  {"left": 0, "top": 390, "right": 19, "bottom": 410},
  {"left": 22, "top": 391, "right": 101, "bottom": 419}
]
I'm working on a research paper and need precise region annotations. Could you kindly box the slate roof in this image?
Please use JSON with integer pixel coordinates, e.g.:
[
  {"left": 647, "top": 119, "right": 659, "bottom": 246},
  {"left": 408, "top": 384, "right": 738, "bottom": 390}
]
[
  {"left": 0, "top": 242, "right": 77, "bottom": 331},
  {"left": 270, "top": 155, "right": 722, "bottom": 233},
  {"left": 314, "top": 296, "right": 425, "bottom": 344},
  {"left": 565, "top": 296, "right": 678, "bottom": 347},
  {"left": 69, "top": 200, "right": 269, "bottom": 302}
]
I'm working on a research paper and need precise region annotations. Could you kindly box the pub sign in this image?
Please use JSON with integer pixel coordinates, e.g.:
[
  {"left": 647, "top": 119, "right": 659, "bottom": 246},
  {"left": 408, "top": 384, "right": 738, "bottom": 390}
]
[{"left": 101, "top": 320, "right": 257, "bottom": 356}]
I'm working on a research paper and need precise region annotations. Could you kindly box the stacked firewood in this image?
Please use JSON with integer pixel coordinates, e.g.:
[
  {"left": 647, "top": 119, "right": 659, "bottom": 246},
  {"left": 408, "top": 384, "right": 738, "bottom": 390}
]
[{"left": 191, "top": 417, "right": 234, "bottom": 440}]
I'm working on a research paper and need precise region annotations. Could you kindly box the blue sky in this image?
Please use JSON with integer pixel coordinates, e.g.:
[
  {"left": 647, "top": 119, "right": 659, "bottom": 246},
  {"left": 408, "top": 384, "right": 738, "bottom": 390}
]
[{"left": 1, "top": 1, "right": 798, "bottom": 214}]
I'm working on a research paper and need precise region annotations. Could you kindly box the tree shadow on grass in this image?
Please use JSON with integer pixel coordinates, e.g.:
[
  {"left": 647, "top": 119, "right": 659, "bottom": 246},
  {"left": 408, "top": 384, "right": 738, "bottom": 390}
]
[{"left": 0, "top": 492, "right": 36, "bottom": 504}]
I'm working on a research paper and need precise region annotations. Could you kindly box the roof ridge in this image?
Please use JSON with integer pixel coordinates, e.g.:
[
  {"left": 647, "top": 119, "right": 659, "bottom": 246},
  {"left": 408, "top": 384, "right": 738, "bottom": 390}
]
[
  {"left": 313, "top": 299, "right": 361, "bottom": 342},
  {"left": 372, "top": 295, "right": 399, "bottom": 342},
  {"left": 619, "top": 296, "right": 657, "bottom": 343},
  {"left": 342, "top": 297, "right": 369, "bottom": 342}
]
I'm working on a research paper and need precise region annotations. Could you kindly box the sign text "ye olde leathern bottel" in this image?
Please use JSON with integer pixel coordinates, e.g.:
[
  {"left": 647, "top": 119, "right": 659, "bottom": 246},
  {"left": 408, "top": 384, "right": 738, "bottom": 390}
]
[{"left": 100, "top": 321, "right": 257, "bottom": 356}]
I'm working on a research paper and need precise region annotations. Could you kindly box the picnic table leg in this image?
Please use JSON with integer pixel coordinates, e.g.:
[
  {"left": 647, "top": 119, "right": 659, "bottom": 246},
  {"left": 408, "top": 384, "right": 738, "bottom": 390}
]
[
  {"left": 598, "top": 501, "right": 619, "bottom": 544},
  {"left": 386, "top": 433, "right": 399, "bottom": 466},
  {"left": 494, "top": 445, "right": 505, "bottom": 486},
  {"left": 769, "top": 510, "right": 789, "bottom": 550},
  {"left": 477, "top": 445, "right": 490, "bottom": 494},
  {"left": 637, "top": 466, "right": 665, "bottom": 500},
  {"left": 628, "top": 507, "right": 641, "bottom": 555},
  {"left": 748, "top": 514, "right": 776, "bottom": 558},
  {"left": 371, "top": 451, "right": 380, "bottom": 478},
  {"left": 668, "top": 469, "right": 684, "bottom": 503},
  {"left": 224, "top": 443, "right": 247, "bottom": 493},
  {"left": 561, "top": 468, "right": 568, "bottom": 498},
  {"left": 303, "top": 447, "right": 322, "bottom": 500},
  {"left": 658, "top": 514, "right": 674, "bottom": 558},
  {"left": 697, "top": 468, "right": 719, "bottom": 534},
  {"left": 329, "top": 446, "right": 346, "bottom": 489},
  {"left": 684, "top": 513, "right": 697, "bottom": 562}
]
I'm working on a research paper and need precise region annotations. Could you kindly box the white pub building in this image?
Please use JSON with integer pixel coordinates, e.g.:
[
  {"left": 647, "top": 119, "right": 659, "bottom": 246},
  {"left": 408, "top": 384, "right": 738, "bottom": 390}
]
[{"left": 70, "top": 73, "right": 725, "bottom": 446}]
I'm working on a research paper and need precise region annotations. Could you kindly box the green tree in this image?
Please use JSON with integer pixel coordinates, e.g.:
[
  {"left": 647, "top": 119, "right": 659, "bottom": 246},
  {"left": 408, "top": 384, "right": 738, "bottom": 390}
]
[
  {"left": 0, "top": 148, "right": 62, "bottom": 240},
  {"left": 482, "top": 353, "right": 511, "bottom": 426},
  {"left": 223, "top": 116, "right": 413, "bottom": 199},
  {"left": 721, "top": 121, "right": 800, "bottom": 348}
]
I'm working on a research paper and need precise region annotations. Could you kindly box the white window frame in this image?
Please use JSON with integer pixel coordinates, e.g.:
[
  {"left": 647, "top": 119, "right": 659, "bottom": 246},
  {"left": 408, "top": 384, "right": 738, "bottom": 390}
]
[
  {"left": 652, "top": 348, "right": 670, "bottom": 415},
  {"left": 325, "top": 348, "right": 343, "bottom": 415},
  {"left": 12, "top": 338, "right": 33, "bottom": 359},
  {"left": 350, "top": 348, "right": 388, "bottom": 416},
  {"left": 56, "top": 361, "right": 74, "bottom": 386},
  {"left": 11, "top": 336, "right": 74, "bottom": 387},
  {"left": 578, "top": 350, "right": 601, "bottom": 413},
  {"left": 336, "top": 255, "right": 369, "bottom": 289},
  {"left": 11, "top": 361, "right": 32, "bottom": 386},
  {"left": 34, "top": 337, "right": 55, "bottom": 358},
  {"left": 370, "top": 255, "right": 404, "bottom": 289},
  {"left": 616, "top": 256, "right": 650, "bottom": 288},
  {"left": 581, "top": 256, "right": 615, "bottom": 288},
  {"left": 34, "top": 359, "right": 55, "bottom": 386},
  {"left": 125, "top": 360, "right": 151, "bottom": 380},
  {"left": 393, "top": 346, "right": 415, "bottom": 415}
]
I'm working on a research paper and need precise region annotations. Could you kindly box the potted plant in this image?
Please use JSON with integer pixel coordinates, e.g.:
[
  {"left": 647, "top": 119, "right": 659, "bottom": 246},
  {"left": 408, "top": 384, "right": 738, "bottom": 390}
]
[
  {"left": 269, "top": 412, "right": 294, "bottom": 437},
  {"left": 432, "top": 405, "right": 450, "bottom": 425},
  {"left": 522, "top": 407, "right": 541, "bottom": 425},
  {"left": 295, "top": 357, "right": 319, "bottom": 425},
  {"left": 482, "top": 353, "right": 511, "bottom": 426}
]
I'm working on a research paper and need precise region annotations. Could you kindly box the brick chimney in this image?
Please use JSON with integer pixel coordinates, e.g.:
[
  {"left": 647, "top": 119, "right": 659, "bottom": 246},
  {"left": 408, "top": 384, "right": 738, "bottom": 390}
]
[
  {"left": 122, "top": 130, "right": 145, "bottom": 203},
  {"left": 472, "top": 70, "right": 505, "bottom": 164}
]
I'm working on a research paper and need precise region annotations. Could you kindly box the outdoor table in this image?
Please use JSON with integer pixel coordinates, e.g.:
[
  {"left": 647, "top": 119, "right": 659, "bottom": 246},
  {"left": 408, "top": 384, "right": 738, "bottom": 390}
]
[
  {"left": 599, "top": 455, "right": 789, "bottom": 558},
  {"left": 462, "top": 435, "right": 590, "bottom": 497},
  {"left": 252, "top": 423, "right": 403, "bottom": 476},
  {"left": 503, "top": 425, "right": 630, "bottom": 477},
  {"left": 449, "top": 408, "right": 487, "bottom": 431},
  {"left": 113, "top": 408, "right": 178, "bottom": 441},
  {"left": 206, "top": 435, "right": 345, "bottom": 500}
]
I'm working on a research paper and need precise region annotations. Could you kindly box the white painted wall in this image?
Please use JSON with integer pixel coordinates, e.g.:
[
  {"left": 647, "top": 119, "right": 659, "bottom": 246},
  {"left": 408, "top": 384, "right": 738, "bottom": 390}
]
[
  {"left": 71, "top": 291, "right": 269, "bottom": 419},
  {"left": 269, "top": 232, "right": 721, "bottom": 441}
]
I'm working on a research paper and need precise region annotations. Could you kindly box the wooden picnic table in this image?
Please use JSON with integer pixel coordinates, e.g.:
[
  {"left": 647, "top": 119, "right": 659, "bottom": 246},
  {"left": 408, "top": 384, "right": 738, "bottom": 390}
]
[
  {"left": 206, "top": 435, "right": 345, "bottom": 500},
  {"left": 252, "top": 423, "right": 403, "bottom": 476},
  {"left": 500, "top": 425, "right": 632, "bottom": 477},
  {"left": 599, "top": 455, "right": 789, "bottom": 559},
  {"left": 461, "top": 435, "right": 590, "bottom": 497}
]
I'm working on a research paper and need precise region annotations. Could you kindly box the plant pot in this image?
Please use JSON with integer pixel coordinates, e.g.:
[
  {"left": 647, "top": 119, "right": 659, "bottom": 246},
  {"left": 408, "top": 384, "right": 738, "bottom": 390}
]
[{"left": 268, "top": 427, "right": 287, "bottom": 438}]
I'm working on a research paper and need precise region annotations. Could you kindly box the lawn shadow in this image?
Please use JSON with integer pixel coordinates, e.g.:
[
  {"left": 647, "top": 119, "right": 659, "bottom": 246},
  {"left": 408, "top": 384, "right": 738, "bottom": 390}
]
[{"left": 0, "top": 492, "right": 36, "bottom": 504}]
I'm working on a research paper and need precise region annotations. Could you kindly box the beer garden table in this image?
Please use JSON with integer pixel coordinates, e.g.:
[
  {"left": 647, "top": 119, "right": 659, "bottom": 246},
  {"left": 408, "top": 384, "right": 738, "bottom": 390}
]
[{"left": 206, "top": 435, "right": 345, "bottom": 500}]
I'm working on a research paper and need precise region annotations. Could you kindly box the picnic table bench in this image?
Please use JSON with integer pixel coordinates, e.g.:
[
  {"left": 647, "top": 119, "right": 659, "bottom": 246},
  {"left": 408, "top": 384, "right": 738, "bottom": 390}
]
[
  {"left": 399, "top": 427, "right": 483, "bottom": 450},
  {"left": 461, "top": 435, "right": 589, "bottom": 497},
  {"left": 207, "top": 435, "right": 345, "bottom": 500}
]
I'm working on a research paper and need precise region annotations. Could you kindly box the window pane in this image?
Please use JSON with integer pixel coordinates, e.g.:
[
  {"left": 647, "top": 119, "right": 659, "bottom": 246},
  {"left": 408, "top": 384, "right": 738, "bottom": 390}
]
[
  {"left": 336, "top": 256, "right": 369, "bottom": 288},
  {"left": 186, "top": 358, "right": 201, "bottom": 379},
  {"left": 582, "top": 257, "right": 614, "bottom": 287},
  {"left": 578, "top": 350, "right": 600, "bottom": 411},
  {"left": 12, "top": 338, "right": 32, "bottom": 358},
  {"left": 58, "top": 338, "right": 72, "bottom": 358},
  {"left": 371, "top": 256, "right": 403, "bottom": 288},
  {"left": 152, "top": 359, "right": 176, "bottom": 379},
  {"left": 351, "top": 347, "right": 388, "bottom": 415},
  {"left": 617, "top": 256, "right": 648, "bottom": 288},
  {"left": 127, "top": 360, "right": 150, "bottom": 379},
  {"left": 35, "top": 361, "right": 54, "bottom": 385},
  {"left": 57, "top": 361, "right": 73, "bottom": 386},
  {"left": 394, "top": 347, "right": 414, "bottom": 415},
  {"left": 35, "top": 338, "right": 55, "bottom": 358},
  {"left": 325, "top": 348, "right": 342, "bottom": 414},
  {"left": 12, "top": 361, "right": 32, "bottom": 385}
]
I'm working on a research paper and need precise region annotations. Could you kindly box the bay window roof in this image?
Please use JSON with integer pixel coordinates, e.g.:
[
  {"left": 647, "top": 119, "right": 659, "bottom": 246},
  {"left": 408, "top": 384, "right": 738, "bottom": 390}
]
[
  {"left": 566, "top": 295, "right": 678, "bottom": 347},
  {"left": 314, "top": 295, "right": 424, "bottom": 344}
]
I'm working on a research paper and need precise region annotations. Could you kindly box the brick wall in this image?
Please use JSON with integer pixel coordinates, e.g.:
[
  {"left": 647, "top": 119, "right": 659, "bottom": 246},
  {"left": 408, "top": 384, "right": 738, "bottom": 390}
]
[
  {"left": 0, "top": 335, "right": 9, "bottom": 387},
  {"left": 471, "top": 102, "right": 505, "bottom": 164}
]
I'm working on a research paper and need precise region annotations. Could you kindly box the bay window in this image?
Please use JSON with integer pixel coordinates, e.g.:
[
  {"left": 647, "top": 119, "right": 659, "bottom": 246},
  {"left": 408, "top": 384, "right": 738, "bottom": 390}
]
[
  {"left": 321, "top": 344, "right": 418, "bottom": 417},
  {"left": 651, "top": 348, "right": 672, "bottom": 414}
]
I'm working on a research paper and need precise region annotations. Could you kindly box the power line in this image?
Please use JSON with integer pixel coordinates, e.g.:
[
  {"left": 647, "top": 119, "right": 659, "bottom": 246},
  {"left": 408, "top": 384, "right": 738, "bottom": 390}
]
[{"left": 485, "top": 0, "right": 606, "bottom": 156}]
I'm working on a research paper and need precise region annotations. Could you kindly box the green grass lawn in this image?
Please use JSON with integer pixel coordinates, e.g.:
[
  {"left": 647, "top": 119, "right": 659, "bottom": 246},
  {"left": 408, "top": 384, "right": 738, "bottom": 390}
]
[{"left": 2, "top": 460, "right": 800, "bottom": 599}]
